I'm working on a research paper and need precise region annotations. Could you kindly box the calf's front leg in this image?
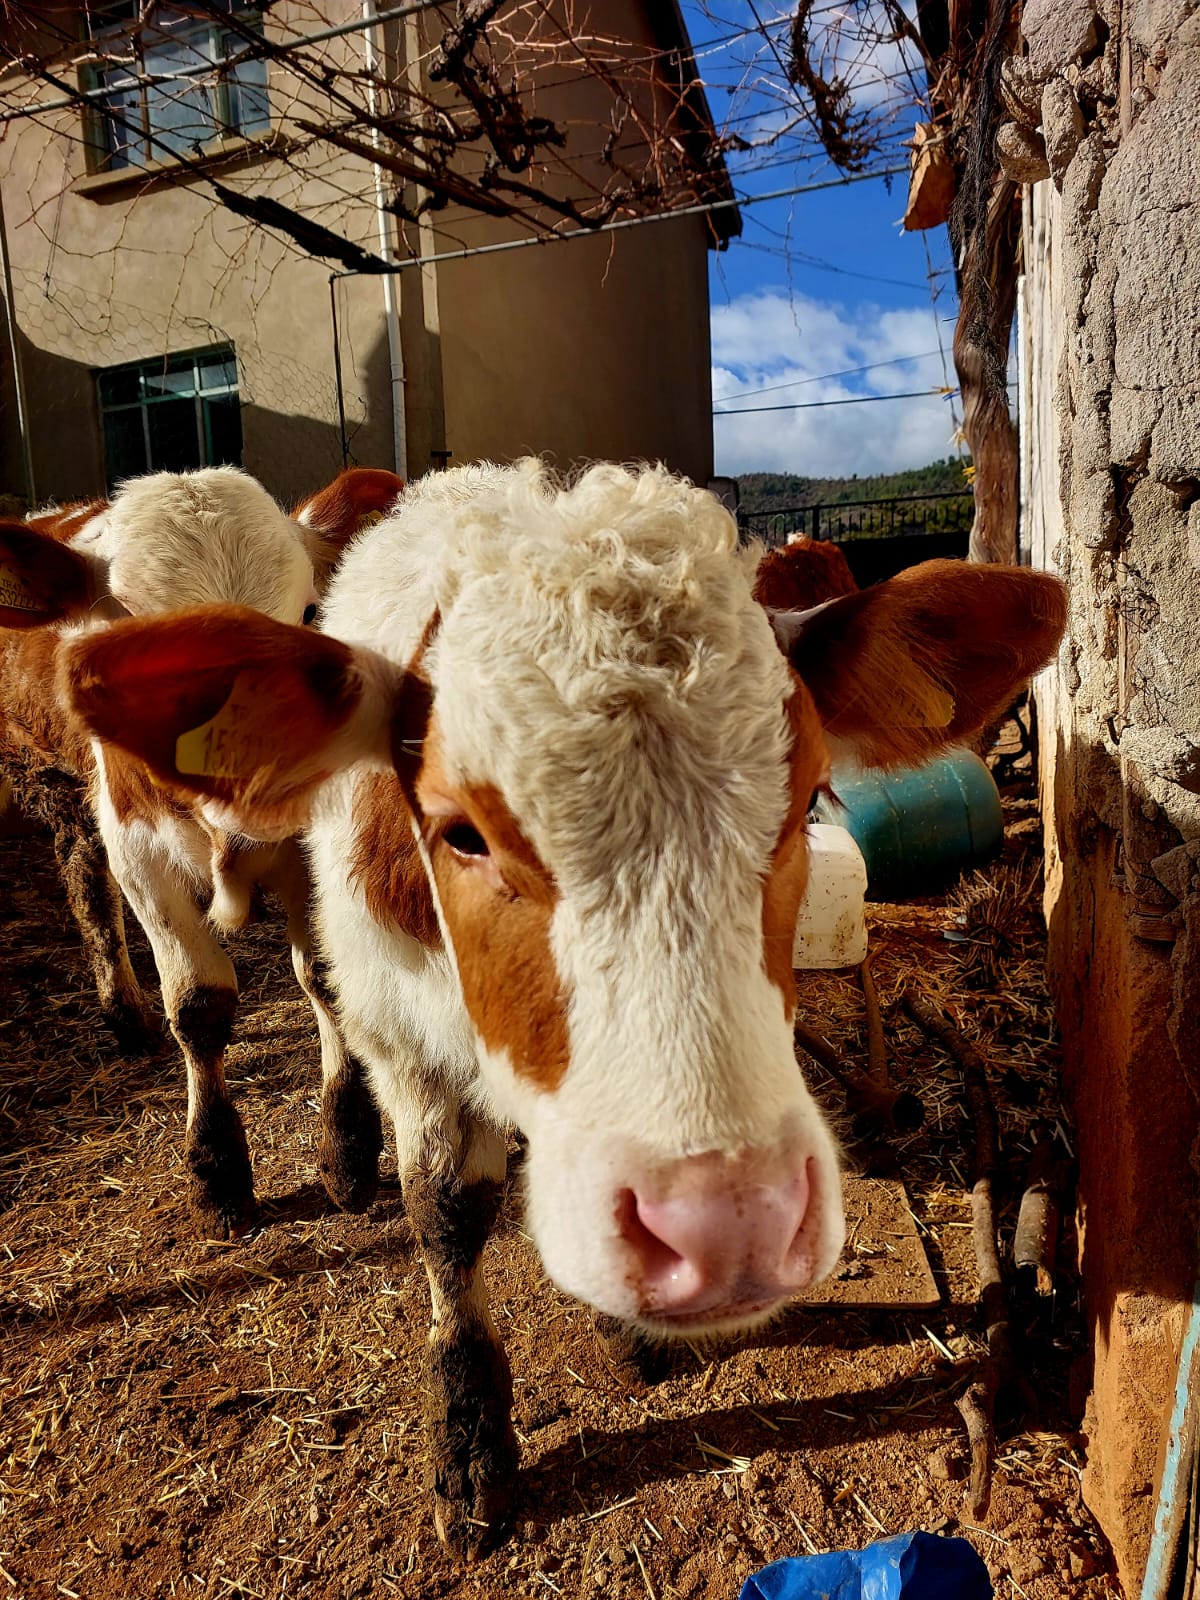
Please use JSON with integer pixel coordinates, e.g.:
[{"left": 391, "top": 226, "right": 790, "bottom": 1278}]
[{"left": 391, "top": 1079, "right": 517, "bottom": 1558}]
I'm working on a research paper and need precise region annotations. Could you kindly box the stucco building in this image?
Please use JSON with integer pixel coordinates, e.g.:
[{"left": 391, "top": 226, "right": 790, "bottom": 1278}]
[{"left": 0, "top": 2, "right": 734, "bottom": 509}]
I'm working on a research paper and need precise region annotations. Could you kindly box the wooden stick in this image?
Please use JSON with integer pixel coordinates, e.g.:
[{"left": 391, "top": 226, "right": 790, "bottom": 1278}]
[
  {"left": 793, "top": 1019, "right": 924, "bottom": 1134},
  {"left": 1013, "top": 1121, "right": 1062, "bottom": 1298},
  {"left": 901, "top": 987, "right": 1013, "bottom": 1519},
  {"left": 859, "top": 954, "right": 888, "bottom": 1088}
]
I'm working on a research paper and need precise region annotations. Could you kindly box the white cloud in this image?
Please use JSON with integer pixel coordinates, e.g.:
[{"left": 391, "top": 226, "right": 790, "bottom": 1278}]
[{"left": 711, "top": 288, "right": 961, "bottom": 477}]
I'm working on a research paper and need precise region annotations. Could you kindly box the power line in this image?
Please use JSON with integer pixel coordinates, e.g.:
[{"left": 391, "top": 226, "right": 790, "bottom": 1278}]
[
  {"left": 713, "top": 388, "right": 957, "bottom": 416},
  {"left": 713, "top": 349, "right": 945, "bottom": 404}
]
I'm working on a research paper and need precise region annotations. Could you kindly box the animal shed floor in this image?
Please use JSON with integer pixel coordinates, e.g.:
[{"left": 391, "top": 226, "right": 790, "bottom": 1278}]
[{"left": 1, "top": 781, "right": 1123, "bottom": 1600}]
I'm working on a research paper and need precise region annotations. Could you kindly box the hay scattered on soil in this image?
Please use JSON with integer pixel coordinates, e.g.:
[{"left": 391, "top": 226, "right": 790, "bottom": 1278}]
[{"left": 0, "top": 746, "right": 1120, "bottom": 1599}]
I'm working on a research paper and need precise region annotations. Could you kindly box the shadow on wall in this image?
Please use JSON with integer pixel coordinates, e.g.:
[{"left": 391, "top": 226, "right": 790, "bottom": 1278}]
[
  {"left": 2, "top": 330, "right": 107, "bottom": 504},
  {"left": 1045, "top": 720, "right": 1200, "bottom": 1581},
  {"left": 244, "top": 320, "right": 401, "bottom": 507},
  {"left": 1, "top": 322, "right": 401, "bottom": 511}
]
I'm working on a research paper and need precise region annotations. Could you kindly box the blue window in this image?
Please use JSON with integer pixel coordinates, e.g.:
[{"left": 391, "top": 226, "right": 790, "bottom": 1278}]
[
  {"left": 97, "top": 347, "right": 242, "bottom": 490},
  {"left": 84, "top": 3, "right": 269, "bottom": 173}
]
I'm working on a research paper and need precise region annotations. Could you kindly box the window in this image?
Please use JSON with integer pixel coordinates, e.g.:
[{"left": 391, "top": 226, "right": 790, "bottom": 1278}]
[
  {"left": 97, "top": 347, "right": 243, "bottom": 489},
  {"left": 83, "top": 3, "right": 269, "bottom": 173}
]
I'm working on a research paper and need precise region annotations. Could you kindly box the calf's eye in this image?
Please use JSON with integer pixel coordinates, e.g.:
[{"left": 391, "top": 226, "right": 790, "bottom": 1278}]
[{"left": 444, "top": 821, "right": 490, "bottom": 859}]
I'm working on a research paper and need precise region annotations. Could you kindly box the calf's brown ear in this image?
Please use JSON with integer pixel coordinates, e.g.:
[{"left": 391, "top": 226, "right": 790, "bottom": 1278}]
[
  {"left": 770, "top": 559, "right": 1067, "bottom": 768},
  {"left": 294, "top": 467, "right": 405, "bottom": 579},
  {"left": 0, "top": 521, "right": 100, "bottom": 628},
  {"left": 61, "top": 604, "right": 408, "bottom": 836}
]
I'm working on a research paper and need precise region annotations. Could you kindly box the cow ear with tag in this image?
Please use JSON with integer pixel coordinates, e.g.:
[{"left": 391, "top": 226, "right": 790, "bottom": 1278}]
[
  {"left": 0, "top": 521, "right": 103, "bottom": 629},
  {"left": 61, "top": 604, "right": 410, "bottom": 838},
  {"left": 770, "top": 558, "right": 1067, "bottom": 768},
  {"left": 293, "top": 467, "right": 405, "bottom": 582}
]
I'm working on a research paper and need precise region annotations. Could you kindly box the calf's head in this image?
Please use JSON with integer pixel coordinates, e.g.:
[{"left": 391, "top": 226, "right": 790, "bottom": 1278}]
[
  {"left": 60, "top": 462, "right": 1065, "bottom": 1335},
  {"left": 0, "top": 466, "right": 404, "bottom": 633}
]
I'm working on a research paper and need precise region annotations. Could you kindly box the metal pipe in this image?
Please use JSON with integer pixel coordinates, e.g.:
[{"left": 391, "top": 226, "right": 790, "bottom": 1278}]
[
  {"left": 329, "top": 276, "right": 350, "bottom": 468},
  {"left": 1140, "top": 1272, "right": 1200, "bottom": 1600},
  {"left": 361, "top": 0, "right": 407, "bottom": 479},
  {"left": 330, "top": 166, "right": 908, "bottom": 278},
  {"left": 0, "top": 181, "right": 35, "bottom": 506}
]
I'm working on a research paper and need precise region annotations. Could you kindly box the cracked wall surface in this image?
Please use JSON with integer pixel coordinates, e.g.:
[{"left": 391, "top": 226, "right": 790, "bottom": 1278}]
[{"left": 1018, "top": 0, "right": 1200, "bottom": 1589}]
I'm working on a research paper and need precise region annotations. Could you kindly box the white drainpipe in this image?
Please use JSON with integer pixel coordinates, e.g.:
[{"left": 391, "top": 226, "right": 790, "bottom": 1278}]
[{"left": 362, "top": 0, "right": 407, "bottom": 480}]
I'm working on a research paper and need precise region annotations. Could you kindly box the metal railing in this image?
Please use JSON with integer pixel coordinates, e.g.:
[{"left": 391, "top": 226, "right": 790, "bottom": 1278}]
[{"left": 739, "top": 489, "right": 975, "bottom": 548}]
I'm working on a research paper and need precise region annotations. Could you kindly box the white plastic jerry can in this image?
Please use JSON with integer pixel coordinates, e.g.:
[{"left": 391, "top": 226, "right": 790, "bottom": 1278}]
[{"left": 793, "top": 822, "right": 869, "bottom": 969}]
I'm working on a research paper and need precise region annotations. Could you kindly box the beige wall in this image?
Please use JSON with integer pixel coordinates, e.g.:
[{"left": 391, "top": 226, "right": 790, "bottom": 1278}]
[{"left": 429, "top": 212, "right": 714, "bottom": 483}]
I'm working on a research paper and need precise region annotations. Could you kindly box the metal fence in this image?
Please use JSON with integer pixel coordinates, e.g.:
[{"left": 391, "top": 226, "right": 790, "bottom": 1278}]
[{"left": 739, "top": 489, "right": 975, "bottom": 549}]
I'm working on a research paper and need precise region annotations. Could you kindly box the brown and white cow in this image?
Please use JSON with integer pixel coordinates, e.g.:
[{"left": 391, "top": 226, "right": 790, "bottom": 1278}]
[
  {"left": 60, "top": 459, "right": 1066, "bottom": 1555},
  {"left": 0, "top": 464, "right": 404, "bottom": 1237}
]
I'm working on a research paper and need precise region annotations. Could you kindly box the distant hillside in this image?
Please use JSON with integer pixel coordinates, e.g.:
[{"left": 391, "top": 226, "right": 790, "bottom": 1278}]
[{"left": 737, "top": 457, "right": 971, "bottom": 513}]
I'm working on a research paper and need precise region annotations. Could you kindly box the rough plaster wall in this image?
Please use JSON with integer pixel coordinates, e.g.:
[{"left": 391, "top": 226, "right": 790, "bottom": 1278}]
[{"left": 1020, "top": 0, "right": 1200, "bottom": 1588}]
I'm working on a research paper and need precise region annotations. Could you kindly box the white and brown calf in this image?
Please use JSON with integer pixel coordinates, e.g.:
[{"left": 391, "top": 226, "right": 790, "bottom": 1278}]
[
  {"left": 61, "top": 460, "right": 1067, "bottom": 1554},
  {"left": 0, "top": 464, "right": 404, "bottom": 1236}
]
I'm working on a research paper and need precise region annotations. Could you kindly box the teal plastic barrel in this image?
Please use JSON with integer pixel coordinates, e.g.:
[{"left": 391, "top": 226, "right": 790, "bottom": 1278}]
[{"left": 814, "top": 747, "right": 1004, "bottom": 902}]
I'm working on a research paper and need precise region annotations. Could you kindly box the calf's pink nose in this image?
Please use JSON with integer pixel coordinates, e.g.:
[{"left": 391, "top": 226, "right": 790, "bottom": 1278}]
[{"left": 615, "top": 1155, "right": 817, "bottom": 1322}]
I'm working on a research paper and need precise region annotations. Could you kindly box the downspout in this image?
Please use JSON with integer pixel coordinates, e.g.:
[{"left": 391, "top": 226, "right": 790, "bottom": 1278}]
[
  {"left": 362, "top": 0, "right": 407, "bottom": 480},
  {"left": 0, "top": 179, "right": 36, "bottom": 507}
]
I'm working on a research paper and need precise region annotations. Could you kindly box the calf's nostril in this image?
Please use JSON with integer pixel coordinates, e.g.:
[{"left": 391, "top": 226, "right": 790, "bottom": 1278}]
[{"left": 614, "top": 1187, "right": 686, "bottom": 1283}]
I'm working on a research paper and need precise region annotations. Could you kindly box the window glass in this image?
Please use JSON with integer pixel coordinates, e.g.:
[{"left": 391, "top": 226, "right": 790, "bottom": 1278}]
[
  {"left": 197, "top": 350, "right": 238, "bottom": 391},
  {"left": 143, "top": 30, "right": 218, "bottom": 156},
  {"left": 204, "top": 394, "right": 244, "bottom": 467},
  {"left": 102, "top": 408, "right": 148, "bottom": 483},
  {"left": 85, "top": 5, "right": 268, "bottom": 170},
  {"left": 97, "top": 367, "right": 141, "bottom": 407},
  {"left": 144, "top": 356, "right": 198, "bottom": 399},
  {"left": 97, "top": 347, "right": 241, "bottom": 491},
  {"left": 148, "top": 397, "right": 204, "bottom": 472}
]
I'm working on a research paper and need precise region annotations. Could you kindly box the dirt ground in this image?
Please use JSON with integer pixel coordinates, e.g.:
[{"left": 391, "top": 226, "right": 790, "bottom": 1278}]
[{"left": 1, "top": 766, "right": 1122, "bottom": 1600}]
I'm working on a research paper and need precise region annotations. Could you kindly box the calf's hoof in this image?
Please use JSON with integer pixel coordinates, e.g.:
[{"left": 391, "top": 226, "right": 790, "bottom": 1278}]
[
  {"left": 318, "top": 1068, "right": 383, "bottom": 1212},
  {"left": 430, "top": 1425, "right": 519, "bottom": 1561},
  {"left": 185, "top": 1102, "right": 256, "bottom": 1239}
]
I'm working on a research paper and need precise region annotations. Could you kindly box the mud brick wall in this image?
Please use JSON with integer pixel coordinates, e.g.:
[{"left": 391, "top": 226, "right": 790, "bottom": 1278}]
[{"left": 1015, "top": 0, "right": 1200, "bottom": 1589}]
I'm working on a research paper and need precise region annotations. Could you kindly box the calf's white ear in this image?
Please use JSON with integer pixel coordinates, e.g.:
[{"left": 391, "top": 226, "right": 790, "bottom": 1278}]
[
  {"left": 61, "top": 604, "right": 416, "bottom": 836},
  {"left": 0, "top": 521, "right": 105, "bottom": 628},
  {"left": 770, "top": 559, "right": 1067, "bottom": 768}
]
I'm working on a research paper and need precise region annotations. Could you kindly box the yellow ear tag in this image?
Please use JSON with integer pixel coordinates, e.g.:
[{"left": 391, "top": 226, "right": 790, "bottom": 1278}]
[
  {"left": 356, "top": 508, "right": 385, "bottom": 533},
  {"left": 0, "top": 562, "right": 49, "bottom": 615},
  {"left": 887, "top": 674, "right": 956, "bottom": 730},
  {"left": 926, "top": 686, "right": 956, "bottom": 728},
  {"left": 175, "top": 673, "right": 262, "bottom": 778}
]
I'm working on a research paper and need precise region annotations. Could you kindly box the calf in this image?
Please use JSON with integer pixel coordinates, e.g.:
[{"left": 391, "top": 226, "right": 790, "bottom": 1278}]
[
  {"left": 0, "top": 465, "right": 404, "bottom": 1236},
  {"left": 62, "top": 460, "right": 1067, "bottom": 1554}
]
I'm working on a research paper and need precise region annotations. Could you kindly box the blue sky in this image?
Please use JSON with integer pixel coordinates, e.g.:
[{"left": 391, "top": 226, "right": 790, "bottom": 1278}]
[{"left": 678, "top": 3, "right": 964, "bottom": 480}]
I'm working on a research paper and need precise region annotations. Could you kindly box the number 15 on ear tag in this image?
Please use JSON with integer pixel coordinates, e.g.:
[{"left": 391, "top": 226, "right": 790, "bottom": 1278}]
[{"left": 175, "top": 673, "right": 262, "bottom": 778}]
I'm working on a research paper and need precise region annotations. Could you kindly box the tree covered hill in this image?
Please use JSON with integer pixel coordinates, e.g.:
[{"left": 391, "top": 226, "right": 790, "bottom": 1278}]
[{"left": 736, "top": 457, "right": 971, "bottom": 512}]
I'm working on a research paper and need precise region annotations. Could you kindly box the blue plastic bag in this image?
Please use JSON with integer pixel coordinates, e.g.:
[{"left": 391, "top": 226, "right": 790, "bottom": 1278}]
[{"left": 738, "top": 1530, "right": 993, "bottom": 1600}]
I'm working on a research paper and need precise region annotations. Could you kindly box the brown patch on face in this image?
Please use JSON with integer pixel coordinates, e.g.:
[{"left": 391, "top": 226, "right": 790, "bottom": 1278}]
[
  {"left": 761, "top": 673, "right": 828, "bottom": 1011},
  {"left": 350, "top": 772, "right": 441, "bottom": 947},
  {"left": 417, "top": 726, "right": 569, "bottom": 1091}
]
